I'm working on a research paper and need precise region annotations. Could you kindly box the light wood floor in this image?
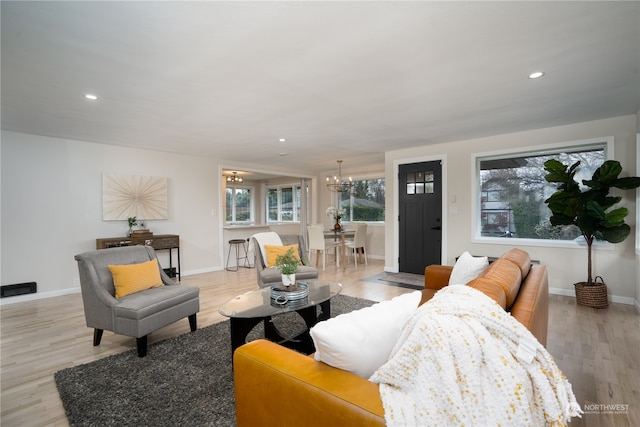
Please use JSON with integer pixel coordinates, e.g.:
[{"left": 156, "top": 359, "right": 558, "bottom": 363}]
[{"left": 1, "top": 259, "right": 638, "bottom": 426}]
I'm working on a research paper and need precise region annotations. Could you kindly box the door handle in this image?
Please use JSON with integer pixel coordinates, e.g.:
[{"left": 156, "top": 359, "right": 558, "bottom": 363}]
[{"left": 431, "top": 226, "right": 442, "bottom": 231}]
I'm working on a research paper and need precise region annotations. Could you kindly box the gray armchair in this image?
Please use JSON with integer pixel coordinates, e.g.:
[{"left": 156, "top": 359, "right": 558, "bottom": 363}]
[
  {"left": 252, "top": 233, "right": 319, "bottom": 288},
  {"left": 74, "top": 245, "right": 200, "bottom": 357}
]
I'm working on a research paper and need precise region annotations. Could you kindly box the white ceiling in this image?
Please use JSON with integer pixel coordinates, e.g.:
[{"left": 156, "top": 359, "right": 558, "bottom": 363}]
[{"left": 2, "top": 1, "right": 639, "bottom": 175}]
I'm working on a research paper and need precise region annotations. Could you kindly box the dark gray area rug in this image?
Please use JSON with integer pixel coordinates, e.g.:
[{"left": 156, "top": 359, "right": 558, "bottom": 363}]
[
  {"left": 54, "top": 294, "right": 375, "bottom": 427},
  {"left": 364, "top": 272, "right": 425, "bottom": 290}
]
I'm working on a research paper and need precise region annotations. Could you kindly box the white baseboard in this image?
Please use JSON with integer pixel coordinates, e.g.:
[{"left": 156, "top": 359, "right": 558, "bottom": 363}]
[
  {"left": 548, "top": 287, "right": 574, "bottom": 298},
  {"left": 0, "top": 287, "right": 81, "bottom": 305},
  {"left": 0, "top": 266, "right": 226, "bottom": 306},
  {"left": 181, "top": 266, "right": 223, "bottom": 276},
  {"left": 549, "top": 287, "right": 635, "bottom": 306}
]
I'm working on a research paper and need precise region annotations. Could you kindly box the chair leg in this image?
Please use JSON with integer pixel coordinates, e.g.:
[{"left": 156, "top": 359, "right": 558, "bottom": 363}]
[
  {"left": 188, "top": 313, "right": 197, "bottom": 332},
  {"left": 137, "top": 336, "right": 148, "bottom": 358},
  {"left": 226, "top": 242, "right": 238, "bottom": 271},
  {"left": 93, "top": 328, "right": 104, "bottom": 346}
]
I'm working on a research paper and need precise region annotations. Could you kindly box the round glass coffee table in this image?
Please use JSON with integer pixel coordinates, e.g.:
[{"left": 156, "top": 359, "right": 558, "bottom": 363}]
[{"left": 219, "top": 280, "right": 342, "bottom": 354}]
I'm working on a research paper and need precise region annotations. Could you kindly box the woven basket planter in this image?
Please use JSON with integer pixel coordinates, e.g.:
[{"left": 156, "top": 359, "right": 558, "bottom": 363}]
[{"left": 574, "top": 276, "right": 608, "bottom": 309}]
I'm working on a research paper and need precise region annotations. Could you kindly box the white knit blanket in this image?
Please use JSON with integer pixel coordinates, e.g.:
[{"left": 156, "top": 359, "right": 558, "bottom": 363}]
[
  {"left": 369, "top": 285, "right": 582, "bottom": 427},
  {"left": 251, "top": 232, "right": 283, "bottom": 267}
]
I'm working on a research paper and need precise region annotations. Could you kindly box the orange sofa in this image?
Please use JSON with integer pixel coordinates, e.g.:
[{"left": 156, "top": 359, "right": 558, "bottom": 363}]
[{"left": 233, "top": 248, "right": 549, "bottom": 427}]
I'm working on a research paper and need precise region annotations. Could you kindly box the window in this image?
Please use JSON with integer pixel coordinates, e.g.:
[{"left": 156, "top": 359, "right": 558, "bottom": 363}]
[
  {"left": 267, "top": 184, "right": 302, "bottom": 222},
  {"left": 406, "top": 171, "right": 434, "bottom": 194},
  {"left": 338, "top": 177, "right": 385, "bottom": 222},
  {"left": 475, "top": 140, "right": 609, "bottom": 241},
  {"left": 226, "top": 186, "right": 253, "bottom": 223}
]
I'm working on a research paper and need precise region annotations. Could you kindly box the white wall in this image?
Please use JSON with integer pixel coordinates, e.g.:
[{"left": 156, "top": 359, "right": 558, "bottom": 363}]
[
  {"left": 4, "top": 115, "right": 636, "bottom": 304},
  {"left": 1, "top": 131, "right": 223, "bottom": 300},
  {"left": 1, "top": 131, "right": 360, "bottom": 302},
  {"left": 385, "top": 115, "right": 639, "bottom": 305}
]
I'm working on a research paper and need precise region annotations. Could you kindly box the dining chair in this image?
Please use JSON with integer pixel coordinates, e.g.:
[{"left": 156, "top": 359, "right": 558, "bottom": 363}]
[
  {"left": 345, "top": 224, "right": 368, "bottom": 267},
  {"left": 307, "top": 225, "right": 341, "bottom": 271}
]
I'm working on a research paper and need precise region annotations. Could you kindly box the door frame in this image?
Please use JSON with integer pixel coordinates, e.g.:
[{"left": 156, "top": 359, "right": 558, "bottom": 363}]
[{"left": 389, "top": 154, "right": 448, "bottom": 273}]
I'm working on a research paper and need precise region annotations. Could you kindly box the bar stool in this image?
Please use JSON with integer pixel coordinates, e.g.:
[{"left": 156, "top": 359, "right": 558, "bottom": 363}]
[{"left": 226, "top": 239, "right": 250, "bottom": 271}]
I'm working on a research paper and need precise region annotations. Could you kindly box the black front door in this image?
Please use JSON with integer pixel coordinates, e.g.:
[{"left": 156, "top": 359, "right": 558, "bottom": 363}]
[{"left": 398, "top": 160, "right": 442, "bottom": 274}]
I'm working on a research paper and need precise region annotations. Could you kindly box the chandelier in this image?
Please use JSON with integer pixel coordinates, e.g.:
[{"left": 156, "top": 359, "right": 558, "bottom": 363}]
[
  {"left": 326, "top": 160, "right": 353, "bottom": 193},
  {"left": 226, "top": 171, "right": 243, "bottom": 183}
]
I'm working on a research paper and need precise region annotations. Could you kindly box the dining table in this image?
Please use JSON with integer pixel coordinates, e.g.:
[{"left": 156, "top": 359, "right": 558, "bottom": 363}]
[{"left": 323, "top": 228, "right": 355, "bottom": 270}]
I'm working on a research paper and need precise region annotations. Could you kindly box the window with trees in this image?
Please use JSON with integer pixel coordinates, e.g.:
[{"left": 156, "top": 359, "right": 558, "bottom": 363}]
[
  {"left": 267, "top": 184, "right": 302, "bottom": 222},
  {"left": 337, "top": 177, "right": 385, "bottom": 222},
  {"left": 476, "top": 140, "right": 608, "bottom": 241},
  {"left": 226, "top": 186, "right": 252, "bottom": 223}
]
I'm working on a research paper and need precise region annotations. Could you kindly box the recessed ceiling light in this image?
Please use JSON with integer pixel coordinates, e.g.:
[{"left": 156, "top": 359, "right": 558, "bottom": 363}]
[
  {"left": 528, "top": 71, "right": 545, "bottom": 79},
  {"left": 84, "top": 94, "right": 98, "bottom": 100},
  {"left": 279, "top": 138, "right": 286, "bottom": 142}
]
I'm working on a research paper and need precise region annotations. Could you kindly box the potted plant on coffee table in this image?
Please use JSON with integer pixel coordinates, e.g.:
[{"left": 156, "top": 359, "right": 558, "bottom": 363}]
[
  {"left": 275, "top": 247, "right": 300, "bottom": 287},
  {"left": 544, "top": 159, "right": 640, "bottom": 308}
]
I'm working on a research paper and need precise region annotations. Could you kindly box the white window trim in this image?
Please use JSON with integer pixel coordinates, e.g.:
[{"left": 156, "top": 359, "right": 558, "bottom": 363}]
[
  {"left": 471, "top": 136, "right": 614, "bottom": 248},
  {"left": 349, "top": 171, "right": 385, "bottom": 181}
]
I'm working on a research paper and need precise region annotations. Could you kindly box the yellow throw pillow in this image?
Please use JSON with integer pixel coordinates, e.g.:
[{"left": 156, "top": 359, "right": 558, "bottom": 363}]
[
  {"left": 109, "top": 258, "right": 163, "bottom": 298},
  {"left": 264, "top": 244, "right": 301, "bottom": 268}
]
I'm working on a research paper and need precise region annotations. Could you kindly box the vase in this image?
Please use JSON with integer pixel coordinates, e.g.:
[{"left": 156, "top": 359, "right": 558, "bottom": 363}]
[
  {"left": 281, "top": 273, "right": 296, "bottom": 287},
  {"left": 334, "top": 220, "right": 342, "bottom": 231}
]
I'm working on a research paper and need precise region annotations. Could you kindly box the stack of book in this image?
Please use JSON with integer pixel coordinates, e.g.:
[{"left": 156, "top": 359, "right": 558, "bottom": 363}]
[{"left": 130, "top": 229, "right": 153, "bottom": 239}]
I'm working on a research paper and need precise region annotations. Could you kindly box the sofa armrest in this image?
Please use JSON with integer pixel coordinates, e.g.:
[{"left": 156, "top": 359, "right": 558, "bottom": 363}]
[
  {"left": 424, "top": 265, "right": 453, "bottom": 290},
  {"left": 509, "top": 264, "right": 549, "bottom": 346},
  {"left": 234, "top": 340, "right": 385, "bottom": 427}
]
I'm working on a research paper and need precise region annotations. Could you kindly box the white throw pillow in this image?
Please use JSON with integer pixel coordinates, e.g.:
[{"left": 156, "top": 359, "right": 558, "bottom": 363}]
[
  {"left": 310, "top": 290, "right": 422, "bottom": 379},
  {"left": 448, "top": 251, "right": 489, "bottom": 285}
]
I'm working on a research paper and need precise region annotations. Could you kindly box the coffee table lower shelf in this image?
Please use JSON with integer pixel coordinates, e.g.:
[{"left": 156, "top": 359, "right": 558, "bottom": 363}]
[{"left": 229, "top": 299, "right": 331, "bottom": 355}]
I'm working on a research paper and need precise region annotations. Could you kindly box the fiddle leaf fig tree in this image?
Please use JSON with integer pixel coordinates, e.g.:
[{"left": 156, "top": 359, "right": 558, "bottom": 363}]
[{"left": 544, "top": 159, "right": 640, "bottom": 285}]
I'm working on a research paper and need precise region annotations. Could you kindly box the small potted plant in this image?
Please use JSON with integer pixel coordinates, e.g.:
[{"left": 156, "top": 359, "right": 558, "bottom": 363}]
[
  {"left": 126, "top": 216, "right": 138, "bottom": 237},
  {"left": 275, "top": 247, "right": 300, "bottom": 287},
  {"left": 544, "top": 159, "right": 640, "bottom": 308}
]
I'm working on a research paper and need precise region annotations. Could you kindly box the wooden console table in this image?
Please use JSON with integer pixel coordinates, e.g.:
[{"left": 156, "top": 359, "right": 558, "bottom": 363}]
[{"left": 96, "top": 234, "right": 181, "bottom": 280}]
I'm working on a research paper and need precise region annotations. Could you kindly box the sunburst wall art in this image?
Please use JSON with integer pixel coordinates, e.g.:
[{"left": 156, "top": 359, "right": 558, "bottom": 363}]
[{"left": 102, "top": 174, "right": 168, "bottom": 220}]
